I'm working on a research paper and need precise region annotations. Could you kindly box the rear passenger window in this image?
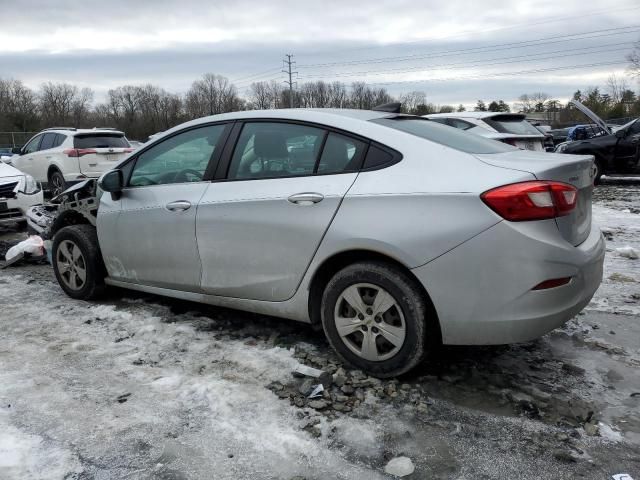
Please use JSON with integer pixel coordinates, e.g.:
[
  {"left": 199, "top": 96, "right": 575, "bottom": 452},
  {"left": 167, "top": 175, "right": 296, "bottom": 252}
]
[
  {"left": 363, "top": 144, "right": 395, "bottom": 170},
  {"left": 54, "top": 134, "right": 66, "bottom": 147},
  {"left": 317, "top": 133, "right": 367, "bottom": 174},
  {"left": 39, "top": 133, "right": 57, "bottom": 151},
  {"left": 227, "top": 122, "right": 325, "bottom": 180}
]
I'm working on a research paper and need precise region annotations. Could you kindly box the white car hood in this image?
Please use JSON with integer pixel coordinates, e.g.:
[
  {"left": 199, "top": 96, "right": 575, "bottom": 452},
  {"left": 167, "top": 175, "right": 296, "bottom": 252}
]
[{"left": 0, "top": 161, "right": 25, "bottom": 180}]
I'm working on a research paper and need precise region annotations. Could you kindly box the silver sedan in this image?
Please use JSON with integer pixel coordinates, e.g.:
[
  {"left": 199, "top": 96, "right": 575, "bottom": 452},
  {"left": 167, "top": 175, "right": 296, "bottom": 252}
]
[{"left": 49, "top": 108, "right": 605, "bottom": 377}]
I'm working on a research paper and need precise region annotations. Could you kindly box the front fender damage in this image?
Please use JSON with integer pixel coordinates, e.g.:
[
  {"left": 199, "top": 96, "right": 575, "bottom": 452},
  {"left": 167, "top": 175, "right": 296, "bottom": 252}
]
[{"left": 26, "top": 179, "right": 99, "bottom": 239}]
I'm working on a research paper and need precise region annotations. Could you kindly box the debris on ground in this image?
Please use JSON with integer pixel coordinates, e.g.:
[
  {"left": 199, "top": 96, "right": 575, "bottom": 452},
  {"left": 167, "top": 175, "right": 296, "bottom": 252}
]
[
  {"left": 615, "top": 246, "right": 639, "bottom": 260},
  {"left": 2, "top": 235, "right": 46, "bottom": 268},
  {"left": 384, "top": 456, "right": 415, "bottom": 477},
  {"left": 292, "top": 364, "right": 333, "bottom": 388}
]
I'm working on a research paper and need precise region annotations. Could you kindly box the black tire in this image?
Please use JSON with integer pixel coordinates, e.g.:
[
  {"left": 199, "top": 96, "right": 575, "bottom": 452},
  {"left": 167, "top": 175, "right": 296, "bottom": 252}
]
[
  {"left": 48, "top": 169, "right": 67, "bottom": 197},
  {"left": 593, "top": 160, "right": 604, "bottom": 186},
  {"left": 52, "top": 225, "right": 106, "bottom": 300},
  {"left": 321, "top": 261, "right": 434, "bottom": 378}
]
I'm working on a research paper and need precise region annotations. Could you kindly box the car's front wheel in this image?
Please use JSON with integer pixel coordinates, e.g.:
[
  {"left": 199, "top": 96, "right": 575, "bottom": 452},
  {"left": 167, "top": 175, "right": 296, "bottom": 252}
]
[
  {"left": 52, "top": 225, "right": 106, "bottom": 299},
  {"left": 321, "top": 261, "right": 433, "bottom": 378}
]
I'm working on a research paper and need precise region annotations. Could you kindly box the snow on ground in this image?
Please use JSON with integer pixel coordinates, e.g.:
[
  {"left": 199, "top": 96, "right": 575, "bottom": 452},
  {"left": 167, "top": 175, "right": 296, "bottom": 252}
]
[
  {"left": 0, "top": 181, "right": 639, "bottom": 479},
  {"left": 0, "top": 276, "right": 384, "bottom": 479}
]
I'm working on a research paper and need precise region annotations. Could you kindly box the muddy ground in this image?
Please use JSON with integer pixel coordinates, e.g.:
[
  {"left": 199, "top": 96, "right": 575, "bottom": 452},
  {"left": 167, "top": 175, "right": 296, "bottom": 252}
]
[{"left": 0, "top": 180, "right": 639, "bottom": 479}]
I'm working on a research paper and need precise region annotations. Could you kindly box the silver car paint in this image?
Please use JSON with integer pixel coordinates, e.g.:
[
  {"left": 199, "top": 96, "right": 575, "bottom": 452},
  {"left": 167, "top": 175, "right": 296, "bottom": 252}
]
[
  {"left": 196, "top": 173, "right": 358, "bottom": 301},
  {"left": 96, "top": 109, "right": 605, "bottom": 346},
  {"left": 98, "top": 182, "right": 209, "bottom": 291}
]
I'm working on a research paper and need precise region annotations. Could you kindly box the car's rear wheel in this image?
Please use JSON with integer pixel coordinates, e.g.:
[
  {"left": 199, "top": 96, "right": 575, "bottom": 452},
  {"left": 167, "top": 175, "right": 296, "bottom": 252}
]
[
  {"left": 49, "top": 170, "right": 66, "bottom": 197},
  {"left": 52, "top": 225, "right": 105, "bottom": 299},
  {"left": 321, "top": 261, "right": 431, "bottom": 378},
  {"left": 593, "top": 159, "right": 604, "bottom": 185}
]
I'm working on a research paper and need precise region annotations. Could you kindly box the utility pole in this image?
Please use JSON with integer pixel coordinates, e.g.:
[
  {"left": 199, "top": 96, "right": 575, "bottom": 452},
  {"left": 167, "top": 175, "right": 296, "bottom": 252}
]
[{"left": 282, "top": 54, "right": 297, "bottom": 108}]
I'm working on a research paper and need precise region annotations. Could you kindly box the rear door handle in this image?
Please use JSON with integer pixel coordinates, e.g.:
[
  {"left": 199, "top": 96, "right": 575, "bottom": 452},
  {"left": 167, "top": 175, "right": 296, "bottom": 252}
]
[
  {"left": 288, "top": 193, "right": 324, "bottom": 205},
  {"left": 166, "top": 200, "right": 191, "bottom": 212}
]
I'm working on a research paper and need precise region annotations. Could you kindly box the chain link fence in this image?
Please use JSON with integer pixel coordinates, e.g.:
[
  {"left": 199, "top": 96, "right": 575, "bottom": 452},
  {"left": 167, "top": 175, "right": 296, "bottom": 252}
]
[{"left": 0, "top": 132, "right": 37, "bottom": 149}]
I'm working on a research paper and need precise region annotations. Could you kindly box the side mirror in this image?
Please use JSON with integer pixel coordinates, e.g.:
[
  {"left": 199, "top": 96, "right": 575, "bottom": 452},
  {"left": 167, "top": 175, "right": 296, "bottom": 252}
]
[
  {"left": 11, "top": 147, "right": 22, "bottom": 154},
  {"left": 98, "top": 169, "right": 123, "bottom": 200},
  {"left": 615, "top": 129, "right": 626, "bottom": 138}
]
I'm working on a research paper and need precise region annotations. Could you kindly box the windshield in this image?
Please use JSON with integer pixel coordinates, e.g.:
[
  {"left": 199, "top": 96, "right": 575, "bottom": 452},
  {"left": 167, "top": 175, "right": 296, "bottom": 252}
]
[
  {"left": 483, "top": 115, "right": 543, "bottom": 136},
  {"left": 372, "top": 117, "right": 515, "bottom": 154},
  {"left": 74, "top": 134, "right": 129, "bottom": 149}
]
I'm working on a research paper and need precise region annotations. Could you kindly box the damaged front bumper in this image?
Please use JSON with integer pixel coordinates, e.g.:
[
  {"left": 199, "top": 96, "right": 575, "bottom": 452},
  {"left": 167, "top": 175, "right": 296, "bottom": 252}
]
[{"left": 26, "top": 179, "right": 99, "bottom": 239}]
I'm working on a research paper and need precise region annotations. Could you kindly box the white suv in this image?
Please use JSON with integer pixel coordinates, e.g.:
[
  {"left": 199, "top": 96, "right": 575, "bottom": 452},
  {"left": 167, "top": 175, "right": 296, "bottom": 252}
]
[
  {"left": 11, "top": 128, "right": 133, "bottom": 196},
  {"left": 424, "top": 112, "right": 546, "bottom": 151}
]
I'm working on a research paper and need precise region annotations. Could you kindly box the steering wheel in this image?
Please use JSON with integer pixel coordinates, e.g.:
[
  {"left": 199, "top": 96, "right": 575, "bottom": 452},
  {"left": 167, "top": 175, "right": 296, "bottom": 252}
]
[{"left": 175, "top": 169, "right": 204, "bottom": 182}]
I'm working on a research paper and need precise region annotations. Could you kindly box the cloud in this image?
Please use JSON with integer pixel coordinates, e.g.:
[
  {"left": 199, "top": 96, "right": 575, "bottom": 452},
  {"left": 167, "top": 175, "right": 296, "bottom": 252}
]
[{"left": 0, "top": 0, "right": 638, "bottom": 106}]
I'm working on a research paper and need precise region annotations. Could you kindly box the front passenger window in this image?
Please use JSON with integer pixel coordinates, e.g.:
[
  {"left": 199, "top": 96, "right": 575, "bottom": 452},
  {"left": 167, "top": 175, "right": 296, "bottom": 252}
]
[{"left": 129, "top": 124, "right": 225, "bottom": 187}]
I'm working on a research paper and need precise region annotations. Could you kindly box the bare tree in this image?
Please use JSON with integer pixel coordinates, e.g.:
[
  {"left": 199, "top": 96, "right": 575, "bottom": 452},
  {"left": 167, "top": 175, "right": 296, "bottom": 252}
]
[
  {"left": 627, "top": 39, "right": 640, "bottom": 78},
  {"left": 516, "top": 94, "right": 533, "bottom": 113},
  {"left": 186, "top": 73, "right": 238, "bottom": 118},
  {"left": 606, "top": 74, "right": 629, "bottom": 103},
  {"left": 0, "top": 79, "right": 38, "bottom": 131},
  {"left": 39, "top": 82, "right": 93, "bottom": 126},
  {"left": 248, "top": 81, "right": 271, "bottom": 110},
  {"left": 400, "top": 91, "right": 427, "bottom": 114}
]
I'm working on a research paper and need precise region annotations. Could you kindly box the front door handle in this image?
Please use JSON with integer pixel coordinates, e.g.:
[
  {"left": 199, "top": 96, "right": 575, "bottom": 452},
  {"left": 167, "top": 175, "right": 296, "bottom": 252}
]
[
  {"left": 288, "top": 192, "right": 324, "bottom": 205},
  {"left": 166, "top": 200, "right": 192, "bottom": 212}
]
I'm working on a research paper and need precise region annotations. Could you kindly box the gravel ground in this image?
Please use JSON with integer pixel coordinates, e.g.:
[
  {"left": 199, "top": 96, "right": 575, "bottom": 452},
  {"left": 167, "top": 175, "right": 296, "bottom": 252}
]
[{"left": 0, "top": 180, "right": 639, "bottom": 480}]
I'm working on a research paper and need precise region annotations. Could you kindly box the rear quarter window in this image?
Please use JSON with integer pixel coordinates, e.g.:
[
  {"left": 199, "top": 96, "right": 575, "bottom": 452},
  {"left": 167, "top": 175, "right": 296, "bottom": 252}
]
[
  {"left": 373, "top": 117, "right": 515, "bottom": 154},
  {"left": 74, "top": 134, "right": 129, "bottom": 149}
]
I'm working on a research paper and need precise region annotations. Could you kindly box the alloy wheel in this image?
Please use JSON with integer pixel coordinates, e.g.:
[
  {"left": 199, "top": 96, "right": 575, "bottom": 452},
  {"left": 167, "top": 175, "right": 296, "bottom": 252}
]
[
  {"left": 56, "top": 240, "right": 87, "bottom": 290},
  {"left": 333, "top": 283, "right": 406, "bottom": 362},
  {"left": 51, "top": 173, "right": 65, "bottom": 196}
]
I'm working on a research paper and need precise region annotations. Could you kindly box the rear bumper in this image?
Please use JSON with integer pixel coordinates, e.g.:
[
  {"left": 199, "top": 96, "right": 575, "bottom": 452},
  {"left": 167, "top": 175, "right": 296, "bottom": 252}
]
[{"left": 411, "top": 219, "right": 605, "bottom": 345}]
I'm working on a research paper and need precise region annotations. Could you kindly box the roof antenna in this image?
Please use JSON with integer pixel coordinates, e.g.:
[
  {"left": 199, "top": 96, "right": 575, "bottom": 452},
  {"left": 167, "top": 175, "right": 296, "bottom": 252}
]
[{"left": 372, "top": 102, "right": 402, "bottom": 113}]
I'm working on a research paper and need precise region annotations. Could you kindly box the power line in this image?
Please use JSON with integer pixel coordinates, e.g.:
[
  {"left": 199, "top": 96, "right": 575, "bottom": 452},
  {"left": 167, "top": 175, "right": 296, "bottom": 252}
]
[
  {"left": 364, "top": 60, "right": 627, "bottom": 87},
  {"left": 297, "top": 42, "right": 634, "bottom": 80},
  {"left": 299, "top": 4, "right": 640, "bottom": 59},
  {"left": 282, "top": 54, "right": 298, "bottom": 108},
  {"left": 229, "top": 67, "right": 282, "bottom": 84},
  {"left": 298, "top": 25, "right": 640, "bottom": 69}
]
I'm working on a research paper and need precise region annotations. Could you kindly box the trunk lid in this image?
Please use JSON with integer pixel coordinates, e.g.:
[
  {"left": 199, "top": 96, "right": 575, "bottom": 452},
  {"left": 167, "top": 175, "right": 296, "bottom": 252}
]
[{"left": 475, "top": 150, "right": 594, "bottom": 246}]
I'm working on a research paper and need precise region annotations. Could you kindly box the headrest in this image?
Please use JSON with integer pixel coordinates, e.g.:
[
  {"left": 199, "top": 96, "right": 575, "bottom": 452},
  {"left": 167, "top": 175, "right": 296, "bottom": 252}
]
[{"left": 254, "top": 131, "right": 288, "bottom": 158}]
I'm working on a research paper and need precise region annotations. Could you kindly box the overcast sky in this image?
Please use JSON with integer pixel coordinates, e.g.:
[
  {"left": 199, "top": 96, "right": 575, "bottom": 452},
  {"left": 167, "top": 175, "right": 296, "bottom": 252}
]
[{"left": 0, "top": 0, "right": 638, "bottom": 107}]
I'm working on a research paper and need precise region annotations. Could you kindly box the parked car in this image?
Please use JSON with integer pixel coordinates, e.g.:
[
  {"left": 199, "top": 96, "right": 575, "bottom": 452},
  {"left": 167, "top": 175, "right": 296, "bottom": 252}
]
[
  {"left": 424, "top": 112, "right": 547, "bottom": 151},
  {"left": 37, "top": 108, "right": 604, "bottom": 377},
  {"left": 0, "top": 147, "right": 14, "bottom": 164},
  {"left": 0, "top": 160, "right": 43, "bottom": 225},
  {"left": 11, "top": 128, "right": 133, "bottom": 196},
  {"left": 555, "top": 101, "right": 640, "bottom": 183},
  {"left": 128, "top": 140, "right": 145, "bottom": 150}
]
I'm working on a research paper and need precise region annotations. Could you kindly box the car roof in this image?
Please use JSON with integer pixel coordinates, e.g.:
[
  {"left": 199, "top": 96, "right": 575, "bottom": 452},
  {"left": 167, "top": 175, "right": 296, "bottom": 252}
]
[
  {"left": 425, "top": 112, "right": 526, "bottom": 120},
  {"left": 40, "top": 128, "right": 125, "bottom": 135},
  {"left": 155, "top": 108, "right": 408, "bottom": 140}
]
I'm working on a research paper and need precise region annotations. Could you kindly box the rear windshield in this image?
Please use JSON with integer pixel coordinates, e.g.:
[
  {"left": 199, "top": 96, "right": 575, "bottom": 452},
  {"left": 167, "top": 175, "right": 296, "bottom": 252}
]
[
  {"left": 372, "top": 117, "right": 514, "bottom": 154},
  {"left": 482, "top": 116, "right": 542, "bottom": 136},
  {"left": 74, "top": 134, "right": 129, "bottom": 149}
]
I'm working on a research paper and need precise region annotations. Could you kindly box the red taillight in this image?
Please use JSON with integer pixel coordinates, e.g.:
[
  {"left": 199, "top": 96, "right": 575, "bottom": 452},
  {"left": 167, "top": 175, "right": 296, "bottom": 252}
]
[
  {"left": 124, "top": 148, "right": 134, "bottom": 153},
  {"left": 481, "top": 181, "right": 578, "bottom": 221},
  {"left": 532, "top": 277, "right": 572, "bottom": 290},
  {"left": 63, "top": 148, "right": 97, "bottom": 157}
]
